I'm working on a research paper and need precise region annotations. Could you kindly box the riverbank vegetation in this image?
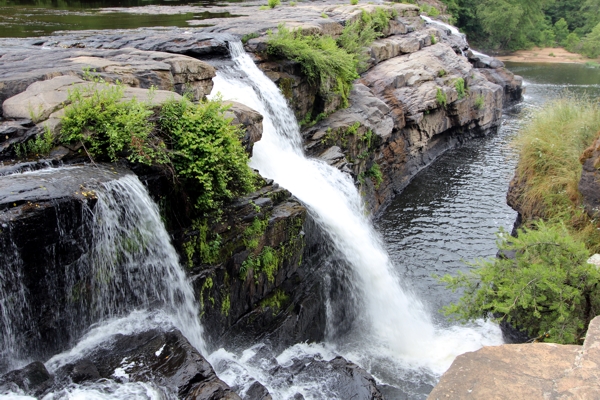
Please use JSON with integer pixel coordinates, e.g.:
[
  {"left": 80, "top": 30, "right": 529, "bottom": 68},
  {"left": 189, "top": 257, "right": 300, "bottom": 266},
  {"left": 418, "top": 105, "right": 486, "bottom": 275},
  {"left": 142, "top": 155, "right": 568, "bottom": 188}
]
[
  {"left": 441, "top": 96, "right": 600, "bottom": 344},
  {"left": 60, "top": 81, "right": 258, "bottom": 213},
  {"left": 436, "top": 0, "right": 600, "bottom": 57}
]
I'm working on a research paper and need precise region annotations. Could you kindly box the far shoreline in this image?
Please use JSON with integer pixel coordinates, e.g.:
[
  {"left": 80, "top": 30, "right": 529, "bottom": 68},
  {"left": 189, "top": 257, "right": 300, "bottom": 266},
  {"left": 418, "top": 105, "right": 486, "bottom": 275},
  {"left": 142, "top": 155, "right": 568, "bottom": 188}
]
[{"left": 493, "top": 47, "right": 598, "bottom": 64}]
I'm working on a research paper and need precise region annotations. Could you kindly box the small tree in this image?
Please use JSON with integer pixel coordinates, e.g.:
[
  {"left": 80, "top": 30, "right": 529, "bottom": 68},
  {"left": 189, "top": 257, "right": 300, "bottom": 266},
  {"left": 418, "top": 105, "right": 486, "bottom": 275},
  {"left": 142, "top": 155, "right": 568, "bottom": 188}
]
[
  {"left": 582, "top": 22, "right": 600, "bottom": 58},
  {"left": 554, "top": 18, "right": 569, "bottom": 45},
  {"left": 439, "top": 220, "right": 600, "bottom": 344}
]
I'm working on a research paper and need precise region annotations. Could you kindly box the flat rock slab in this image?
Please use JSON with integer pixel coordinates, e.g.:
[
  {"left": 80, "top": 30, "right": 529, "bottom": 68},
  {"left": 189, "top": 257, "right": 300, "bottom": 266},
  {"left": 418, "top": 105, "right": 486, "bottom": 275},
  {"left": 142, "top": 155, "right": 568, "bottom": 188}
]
[{"left": 428, "top": 316, "right": 600, "bottom": 399}]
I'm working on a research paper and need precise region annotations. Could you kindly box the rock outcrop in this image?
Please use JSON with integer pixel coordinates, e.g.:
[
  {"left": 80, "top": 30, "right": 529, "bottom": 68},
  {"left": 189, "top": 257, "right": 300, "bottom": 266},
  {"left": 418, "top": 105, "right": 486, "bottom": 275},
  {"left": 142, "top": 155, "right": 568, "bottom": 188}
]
[{"left": 428, "top": 316, "right": 600, "bottom": 399}]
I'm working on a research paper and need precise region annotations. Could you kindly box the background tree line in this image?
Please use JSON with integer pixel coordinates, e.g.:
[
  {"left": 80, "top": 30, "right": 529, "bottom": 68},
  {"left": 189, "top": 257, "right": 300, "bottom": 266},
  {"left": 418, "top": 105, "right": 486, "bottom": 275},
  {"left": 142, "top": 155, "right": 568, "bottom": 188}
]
[{"left": 436, "top": 0, "right": 600, "bottom": 57}]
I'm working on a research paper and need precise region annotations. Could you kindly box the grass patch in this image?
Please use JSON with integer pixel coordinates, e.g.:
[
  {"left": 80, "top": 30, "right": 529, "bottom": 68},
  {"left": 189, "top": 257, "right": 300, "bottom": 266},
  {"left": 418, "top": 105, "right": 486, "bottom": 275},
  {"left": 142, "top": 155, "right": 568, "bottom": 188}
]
[
  {"left": 14, "top": 126, "right": 55, "bottom": 158},
  {"left": 268, "top": 0, "right": 280, "bottom": 8},
  {"left": 512, "top": 96, "right": 600, "bottom": 251}
]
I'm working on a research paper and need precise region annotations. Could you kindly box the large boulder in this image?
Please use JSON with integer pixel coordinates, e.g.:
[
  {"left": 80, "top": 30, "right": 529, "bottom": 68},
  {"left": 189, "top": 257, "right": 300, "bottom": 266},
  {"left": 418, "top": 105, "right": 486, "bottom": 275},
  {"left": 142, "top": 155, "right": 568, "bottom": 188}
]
[{"left": 428, "top": 316, "right": 600, "bottom": 399}]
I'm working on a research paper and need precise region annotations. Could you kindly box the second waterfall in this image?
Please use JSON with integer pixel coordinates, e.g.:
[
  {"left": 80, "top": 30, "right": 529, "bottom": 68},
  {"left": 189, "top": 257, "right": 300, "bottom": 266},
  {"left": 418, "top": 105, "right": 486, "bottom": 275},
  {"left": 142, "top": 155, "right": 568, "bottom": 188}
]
[{"left": 209, "top": 41, "right": 502, "bottom": 394}]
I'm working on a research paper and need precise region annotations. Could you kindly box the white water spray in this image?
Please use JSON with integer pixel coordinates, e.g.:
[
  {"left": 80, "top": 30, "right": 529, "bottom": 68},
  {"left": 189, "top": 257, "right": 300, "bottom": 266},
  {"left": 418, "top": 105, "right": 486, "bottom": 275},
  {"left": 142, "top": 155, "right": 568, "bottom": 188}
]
[{"left": 210, "top": 42, "right": 502, "bottom": 379}]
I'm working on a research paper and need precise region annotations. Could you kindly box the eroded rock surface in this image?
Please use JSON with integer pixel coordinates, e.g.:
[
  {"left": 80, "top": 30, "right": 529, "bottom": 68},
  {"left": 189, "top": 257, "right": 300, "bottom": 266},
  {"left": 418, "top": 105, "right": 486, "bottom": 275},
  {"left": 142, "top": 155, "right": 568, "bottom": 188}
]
[{"left": 428, "top": 316, "right": 600, "bottom": 399}]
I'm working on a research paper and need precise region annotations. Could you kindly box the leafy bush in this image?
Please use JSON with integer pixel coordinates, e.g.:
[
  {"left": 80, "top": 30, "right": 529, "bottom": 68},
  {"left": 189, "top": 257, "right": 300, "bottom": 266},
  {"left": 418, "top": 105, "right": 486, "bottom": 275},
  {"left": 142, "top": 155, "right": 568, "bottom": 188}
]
[
  {"left": 350, "top": 0, "right": 358, "bottom": 4},
  {"left": 267, "top": 24, "right": 359, "bottom": 107},
  {"left": 337, "top": 13, "right": 382, "bottom": 71},
  {"left": 454, "top": 77, "right": 466, "bottom": 99},
  {"left": 430, "top": 34, "right": 437, "bottom": 44},
  {"left": 440, "top": 221, "right": 600, "bottom": 344},
  {"left": 61, "top": 82, "right": 163, "bottom": 165},
  {"left": 435, "top": 87, "right": 447, "bottom": 107},
  {"left": 365, "top": 163, "right": 383, "bottom": 188},
  {"left": 268, "top": 0, "right": 280, "bottom": 8},
  {"left": 159, "top": 97, "right": 258, "bottom": 212},
  {"left": 581, "top": 22, "right": 600, "bottom": 59},
  {"left": 512, "top": 96, "right": 600, "bottom": 250},
  {"left": 564, "top": 32, "right": 581, "bottom": 53},
  {"left": 420, "top": 4, "right": 440, "bottom": 17}
]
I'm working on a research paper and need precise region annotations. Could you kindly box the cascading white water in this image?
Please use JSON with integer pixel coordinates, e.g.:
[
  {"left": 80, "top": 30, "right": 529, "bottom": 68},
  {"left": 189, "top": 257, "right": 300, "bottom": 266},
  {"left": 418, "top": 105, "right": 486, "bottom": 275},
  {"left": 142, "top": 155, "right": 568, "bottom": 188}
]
[
  {"left": 0, "top": 172, "right": 205, "bottom": 375},
  {"left": 209, "top": 42, "right": 502, "bottom": 384},
  {"left": 81, "top": 175, "right": 205, "bottom": 354}
]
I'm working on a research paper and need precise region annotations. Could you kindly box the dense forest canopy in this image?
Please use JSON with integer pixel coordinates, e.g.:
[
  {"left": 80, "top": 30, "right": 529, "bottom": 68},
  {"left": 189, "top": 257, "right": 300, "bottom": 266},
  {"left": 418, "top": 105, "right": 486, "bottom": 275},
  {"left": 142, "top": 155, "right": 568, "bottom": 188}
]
[{"left": 438, "top": 0, "right": 600, "bottom": 55}]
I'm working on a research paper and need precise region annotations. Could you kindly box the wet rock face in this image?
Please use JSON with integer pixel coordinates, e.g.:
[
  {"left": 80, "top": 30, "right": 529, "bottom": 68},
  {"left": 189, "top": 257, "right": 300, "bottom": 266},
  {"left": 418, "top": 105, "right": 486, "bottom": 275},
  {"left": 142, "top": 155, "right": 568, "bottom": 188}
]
[
  {"left": 0, "top": 361, "right": 53, "bottom": 397},
  {"left": 0, "top": 164, "right": 132, "bottom": 364}
]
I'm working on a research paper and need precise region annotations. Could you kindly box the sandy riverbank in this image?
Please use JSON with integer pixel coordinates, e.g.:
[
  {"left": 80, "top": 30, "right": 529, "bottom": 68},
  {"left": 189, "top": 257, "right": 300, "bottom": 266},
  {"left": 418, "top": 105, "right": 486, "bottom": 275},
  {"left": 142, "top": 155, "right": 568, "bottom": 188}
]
[{"left": 495, "top": 47, "right": 597, "bottom": 64}]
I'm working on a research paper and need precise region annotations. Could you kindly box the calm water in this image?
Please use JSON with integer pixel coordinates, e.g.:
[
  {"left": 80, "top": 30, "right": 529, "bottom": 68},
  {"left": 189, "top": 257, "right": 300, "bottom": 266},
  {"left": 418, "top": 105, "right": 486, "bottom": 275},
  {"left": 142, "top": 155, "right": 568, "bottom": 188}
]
[
  {"left": 0, "top": 0, "right": 239, "bottom": 37},
  {"left": 378, "top": 62, "right": 600, "bottom": 326}
]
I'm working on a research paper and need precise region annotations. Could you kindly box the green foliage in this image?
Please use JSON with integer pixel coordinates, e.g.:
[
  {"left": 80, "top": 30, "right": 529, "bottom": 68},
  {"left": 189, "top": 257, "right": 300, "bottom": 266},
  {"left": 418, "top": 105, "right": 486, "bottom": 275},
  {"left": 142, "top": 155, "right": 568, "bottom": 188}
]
[
  {"left": 513, "top": 96, "right": 600, "bottom": 251},
  {"left": 199, "top": 276, "right": 214, "bottom": 311},
  {"left": 320, "top": 12, "right": 328, "bottom": 18},
  {"left": 267, "top": 24, "right": 359, "bottom": 108},
  {"left": 268, "top": 0, "right": 280, "bottom": 8},
  {"left": 581, "top": 22, "right": 600, "bottom": 58},
  {"left": 243, "top": 216, "right": 269, "bottom": 250},
  {"left": 440, "top": 221, "right": 600, "bottom": 344},
  {"left": 337, "top": 13, "right": 382, "bottom": 72},
  {"left": 474, "top": 94, "right": 485, "bottom": 109},
  {"left": 260, "top": 289, "right": 289, "bottom": 315},
  {"left": 289, "top": 1, "right": 297, "bottom": 5},
  {"left": 438, "top": 69, "right": 446, "bottom": 77},
  {"left": 365, "top": 163, "right": 383, "bottom": 188},
  {"left": 436, "top": 87, "right": 447, "bottom": 107},
  {"left": 565, "top": 32, "right": 582, "bottom": 52},
  {"left": 554, "top": 18, "right": 569, "bottom": 44},
  {"left": 159, "top": 97, "right": 258, "bottom": 212},
  {"left": 241, "top": 246, "right": 281, "bottom": 282},
  {"left": 420, "top": 3, "right": 440, "bottom": 17},
  {"left": 430, "top": 34, "right": 437, "bottom": 45},
  {"left": 184, "top": 219, "right": 222, "bottom": 266},
  {"left": 241, "top": 32, "right": 260, "bottom": 44},
  {"left": 14, "top": 126, "right": 55, "bottom": 158},
  {"left": 350, "top": 0, "right": 358, "bottom": 4},
  {"left": 60, "top": 82, "right": 162, "bottom": 165},
  {"left": 454, "top": 77, "right": 466, "bottom": 99},
  {"left": 259, "top": 5, "right": 269, "bottom": 10},
  {"left": 221, "top": 293, "right": 231, "bottom": 316}
]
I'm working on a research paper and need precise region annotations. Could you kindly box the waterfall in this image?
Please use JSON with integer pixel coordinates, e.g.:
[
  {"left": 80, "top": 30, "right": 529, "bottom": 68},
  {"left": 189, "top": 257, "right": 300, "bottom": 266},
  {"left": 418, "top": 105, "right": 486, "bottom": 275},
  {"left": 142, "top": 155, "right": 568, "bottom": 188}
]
[
  {"left": 0, "top": 172, "right": 205, "bottom": 370},
  {"left": 210, "top": 42, "right": 502, "bottom": 380}
]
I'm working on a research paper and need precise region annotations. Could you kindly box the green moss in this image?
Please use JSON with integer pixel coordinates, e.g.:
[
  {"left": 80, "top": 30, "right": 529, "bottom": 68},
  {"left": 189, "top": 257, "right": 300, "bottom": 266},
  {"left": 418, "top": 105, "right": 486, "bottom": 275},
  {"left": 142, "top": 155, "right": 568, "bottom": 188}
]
[
  {"left": 241, "top": 32, "right": 260, "bottom": 44},
  {"left": 243, "top": 216, "right": 270, "bottom": 250},
  {"left": 260, "top": 289, "right": 289, "bottom": 315},
  {"left": 279, "top": 77, "right": 294, "bottom": 100},
  {"left": 200, "top": 276, "right": 214, "bottom": 312},
  {"left": 221, "top": 292, "right": 231, "bottom": 316},
  {"left": 474, "top": 94, "right": 485, "bottom": 110},
  {"left": 184, "top": 219, "right": 222, "bottom": 267}
]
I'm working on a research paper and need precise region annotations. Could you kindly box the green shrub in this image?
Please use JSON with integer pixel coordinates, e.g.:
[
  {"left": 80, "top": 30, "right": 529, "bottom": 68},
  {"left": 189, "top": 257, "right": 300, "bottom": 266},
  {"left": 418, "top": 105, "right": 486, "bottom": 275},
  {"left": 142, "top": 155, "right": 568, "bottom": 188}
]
[
  {"left": 61, "top": 82, "right": 162, "bottom": 165},
  {"left": 350, "top": 0, "right": 358, "bottom": 4},
  {"left": 436, "top": 87, "right": 447, "bottom": 107},
  {"left": 259, "top": 5, "right": 269, "bottom": 10},
  {"left": 268, "top": 0, "right": 280, "bottom": 8},
  {"left": 337, "top": 14, "right": 381, "bottom": 72},
  {"left": 159, "top": 97, "right": 258, "bottom": 212},
  {"left": 581, "top": 22, "right": 600, "bottom": 59},
  {"left": 320, "top": 12, "right": 328, "bottom": 18},
  {"left": 420, "top": 4, "right": 440, "bottom": 17},
  {"left": 564, "top": 32, "right": 581, "bottom": 53},
  {"left": 454, "top": 77, "right": 466, "bottom": 99},
  {"left": 267, "top": 24, "right": 359, "bottom": 107},
  {"left": 430, "top": 34, "right": 437, "bottom": 44},
  {"left": 437, "top": 69, "right": 446, "bottom": 77},
  {"left": 439, "top": 221, "right": 600, "bottom": 344},
  {"left": 289, "top": 1, "right": 296, "bottom": 5}
]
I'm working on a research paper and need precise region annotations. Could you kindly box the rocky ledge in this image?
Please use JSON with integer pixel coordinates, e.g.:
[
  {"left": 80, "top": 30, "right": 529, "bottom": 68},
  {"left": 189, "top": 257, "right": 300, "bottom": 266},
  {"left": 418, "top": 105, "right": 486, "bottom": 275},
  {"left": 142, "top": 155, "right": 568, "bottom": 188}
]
[{"left": 428, "top": 316, "right": 600, "bottom": 399}]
